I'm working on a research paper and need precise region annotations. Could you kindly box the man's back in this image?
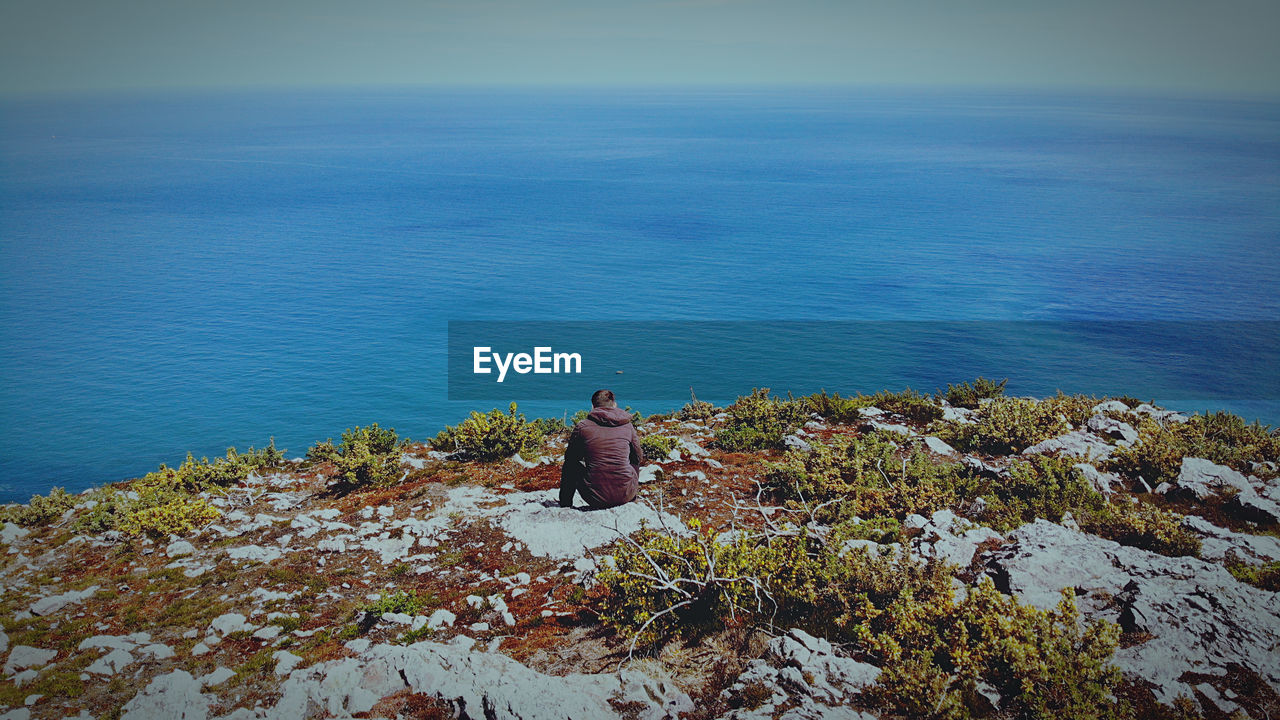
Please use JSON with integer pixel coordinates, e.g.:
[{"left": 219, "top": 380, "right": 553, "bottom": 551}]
[{"left": 560, "top": 406, "right": 642, "bottom": 509}]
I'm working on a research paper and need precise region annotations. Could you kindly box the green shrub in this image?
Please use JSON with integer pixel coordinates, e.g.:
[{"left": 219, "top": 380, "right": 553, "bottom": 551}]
[
  {"left": 837, "top": 516, "right": 902, "bottom": 544},
  {"left": 530, "top": 416, "right": 570, "bottom": 436},
  {"left": 431, "top": 403, "right": 544, "bottom": 461},
  {"left": 640, "top": 434, "right": 678, "bottom": 460},
  {"left": 362, "top": 589, "right": 430, "bottom": 616},
  {"left": 944, "top": 397, "right": 1071, "bottom": 455},
  {"left": 938, "top": 377, "right": 1008, "bottom": 409},
  {"left": 1079, "top": 502, "right": 1201, "bottom": 558},
  {"left": 1227, "top": 560, "right": 1280, "bottom": 591},
  {"left": 597, "top": 526, "right": 1126, "bottom": 719},
  {"left": 713, "top": 388, "right": 808, "bottom": 451},
  {"left": 139, "top": 439, "right": 285, "bottom": 493},
  {"left": 764, "top": 434, "right": 964, "bottom": 521},
  {"left": 117, "top": 496, "right": 220, "bottom": 538},
  {"left": 308, "top": 423, "right": 404, "bottom": 487},
  {"left": 863, "top": 388, "right": 944, "bottom": 425},
  {"left": 800, "top": 390, "right": 868, "bottom": 424},
  {"left": 978, "top": 456, "right": 1105, "bottom": 532},
  {"left": 677, "top": 389, "right": 716, "bottom": 421},
  {"left": 1107, "top": 411, "right": 1280, "bottom": 486},
  {"left": 1, "top": 487, "right": 76, "bottom": 527}
]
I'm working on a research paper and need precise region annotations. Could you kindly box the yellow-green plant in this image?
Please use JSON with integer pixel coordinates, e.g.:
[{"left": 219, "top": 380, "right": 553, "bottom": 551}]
[
  {"left": 308, "top": 423, "right": 403, "bottom": 486},
  {"left": 431, "top": 403, "right": 543, "bottom": 461},
  {"left": 944, "top": 397, "right": 1071, "bottom": 455},
  {"left": 713, "top": 388, "right": 808, "bottom": 451},
  {"left": 118, "top": 496, "right": 220, "bottom": 537},
  {"left": 1, "top": 487, "right": 76, "bottom": 527},
  {"left": 640, "top": 434, "right": 678, "bottom": 460},
  {"left": 938, "top": 377, "right": 1008, "bottom": 409},
  {"left": 1079, "top": 501, "right": 1201, "bottom": 558}
]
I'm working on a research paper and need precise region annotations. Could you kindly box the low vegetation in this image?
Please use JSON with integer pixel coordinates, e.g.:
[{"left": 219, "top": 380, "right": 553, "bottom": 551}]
[
  {"left": 640, "top": 434, "right": 678, "bottom": 460},
  {"left": 713, "top": 388, "right": 809, "bottom": 451},
  {"left": 431, "top": 403, "right": 543, "bottom": 461},
  {"left": 307, "top": 423, "right": 404, "bottom": 487},
  {"left": 1108, "top": 411, "right": 1280, "bottom": 485}
]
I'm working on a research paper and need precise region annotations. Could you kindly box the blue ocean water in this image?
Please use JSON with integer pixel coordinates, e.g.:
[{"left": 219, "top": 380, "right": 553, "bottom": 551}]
[{"left": 1, "top": 88, "right": 1278, "bottom": 503}]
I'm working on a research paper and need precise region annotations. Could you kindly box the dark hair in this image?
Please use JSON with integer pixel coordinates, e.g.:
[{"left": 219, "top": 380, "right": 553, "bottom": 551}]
[{"left": 591, "top": 389, "right": 616, "bottom": 407}]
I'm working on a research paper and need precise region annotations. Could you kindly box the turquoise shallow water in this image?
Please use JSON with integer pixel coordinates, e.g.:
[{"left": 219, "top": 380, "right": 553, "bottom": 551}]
[{"left": 1, "top": 88, "right": 1278, "bottom": 502}]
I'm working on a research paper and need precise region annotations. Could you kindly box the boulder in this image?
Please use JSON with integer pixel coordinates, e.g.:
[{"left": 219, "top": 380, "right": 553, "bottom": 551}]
[
  {"left": 1162, "top": 458, "right": 1280, "bottom": 522},
  {"left": 1182, "top": 515, "right": 1280, "bottom": 565},
  {"left": 3, "top": 646, "right": 56, "bottom": 675},
  {"left": 984, "top": 519, "right": 1280, "bottom": 705},
  {"left": 29, "top": 585, "right": 99, "bottom": 616},
  {"left": 923, "top": 436, "right": 957, "bottom": 456},
  {"left": 913, "top": 510, "right": 1002, "bottom": 568},
  {"left": 1074, "top": 463, "right": 1123, "bottom": 496},
  {"left": 1092, "top": 400, "right": 1130, "bottom": 414}
]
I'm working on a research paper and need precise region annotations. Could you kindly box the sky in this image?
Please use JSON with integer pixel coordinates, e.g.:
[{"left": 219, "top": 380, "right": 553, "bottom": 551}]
[{"left": 1, "top": 0, "right": 1278, "bottom": 96}]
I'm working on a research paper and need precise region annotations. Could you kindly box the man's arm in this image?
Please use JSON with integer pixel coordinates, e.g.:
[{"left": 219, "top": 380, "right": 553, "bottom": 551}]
[
  {"left": 560, "top": 428, "right": 586, "bottom": 508},
  {"left": 629, "top": 426, "right": 644, "bottom": 471}
]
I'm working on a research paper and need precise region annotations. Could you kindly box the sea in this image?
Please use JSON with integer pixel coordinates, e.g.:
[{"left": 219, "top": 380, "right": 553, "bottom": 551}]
[{"left": 1, "top": 87, "right": 1278, "bottom": 503}]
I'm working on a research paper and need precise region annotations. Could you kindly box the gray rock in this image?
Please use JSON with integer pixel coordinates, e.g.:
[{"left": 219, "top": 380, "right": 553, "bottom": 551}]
[
  {"left": 1165, "top": 458, "right": 1280, "bottom": 522},
  {"left": 717, "top": 629, "right": 879, "bottom": 720},
  {"left": 783, "top": 434, "right": 811, "bottom": 451},
  {"left": 1074, "top": 463, "right": 1123, "bottom": 496},
  {"left": 985, "top": 519, "right": 1280, "bottom": 705},
  {"left": 208, "top": 613, "right": 254, "bottom": 637},
  {"left": 942, "top": 406, "right": 976, "bottom": 424},
  {"left": 0, "top": 523, "right": 30, "bottom": 545},
  {"left": 1132, "top": 404, "right": 1189, "bottom": 423},
  {"left": 1092, "top": 400, "right": 1130, "bottom": 414},
  {"left": 3, "top": 646, "right": 56, "bottom": 675},
  {"left": 1023, "top": 431, "right": 1114, "bottom": 460},
  {"left": 272, "top": 651, "right": 303, "bottom": 676},
  {"left": 199, "top": 667, "right": 236, "bottom": 687},
  {"left": 230, "top": 639, "right": 692, "bottom": 720},
  {"left": 122, "top": 670, "right": 209, "bottom": 720},
  {"left": 166, "top": 540, "right": 195, "bottom": 558},
  {"left": 913, "top": 510, "right": 1002, "bottom": 567},
  {"left": 1085, "top": 414, "right": 1138, "bottom": 445},
  {"left": 29, "top": 585, "right": 99, "bottom": 616},
  {"left": 638, "top": 465, "right": 663, "bottom": 484},
  {"left": 1182, "top": 515, "right": 1280, "bottom": 565},
  {"left": 923, "top": 436, "right": 957, "bottom": 456}
]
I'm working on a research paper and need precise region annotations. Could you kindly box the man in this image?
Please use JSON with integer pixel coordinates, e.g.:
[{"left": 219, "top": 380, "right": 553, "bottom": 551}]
[{"left": 559, "top": 389, "right": 643, "bottom": 509}]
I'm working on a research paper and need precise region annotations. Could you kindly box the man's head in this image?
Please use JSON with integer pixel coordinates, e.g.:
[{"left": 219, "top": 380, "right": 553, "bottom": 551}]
[{"left": 591, "top": 389, "right": 616, "bottom": 408}]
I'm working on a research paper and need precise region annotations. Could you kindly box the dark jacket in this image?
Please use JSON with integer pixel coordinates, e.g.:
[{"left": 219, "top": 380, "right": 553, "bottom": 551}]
[{"left": 560, "top": 406, "right": 643, "bottom": 509}]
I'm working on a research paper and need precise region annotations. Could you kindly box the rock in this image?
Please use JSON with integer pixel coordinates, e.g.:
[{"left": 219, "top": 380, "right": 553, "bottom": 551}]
[
  {"left": 1074, "top": 463, "right": 1123, "bottom": 496},
  {"left": 253, "top": 626, "right": 282, "bottom": 641},
  {"left": 1085, "top": 414, "right": 1138, "bottom": 445},
  {"left": 510, "top": 453, "right": 537, "bottom": 469},
  {"left": 199, "top": 667, "right": 236, "bottom": 687},
  {"left": 913, "top": 510, "right": 1002, "bottom": 567},
  {"left": 252, "top": 639, "right": 691, "bottom": 720},
  {"left": 1023, "top": 431, "right": 1114, "bottom": 460},
  {"left": 866, "top": 420, "right": 912, "bottom": 436},
  {"left": 1132, "top": 404, "right": 1189, "bottom": 423},
  {"left": 1182, "top": 515, "right": 1280, "bottom": 565},
  {"left": 3, "top": 646, "right": 56, "bottom": 675},
  {"left": 1092, "top": 400, "right": 1130, "bottom": 414},
  {"left": 225, "top": 545, "right": 285, "bottom": 564},
  {"left": 719, "top": 629, "right": 879, "bottom": 720},
  {"left": 476, "top": 490, "right": 688, "bottom": 559},
  {"left": 272, "top": 651, "right": 303, "bottom": 676},
  {"left": 0, "top": 629, "right": 7, "bottom": 653},
  {"left": 923, "top": 436, "right": 957, "bottom": 456},
  {"left": 208, "top": 613, "right": 254, "bottom": 636},
  {"left": 677, "top": 438, "right": 709, "bottom": 458},
  {"left": 122, "top": 670, "right": 209, "bottom": 720},
  {"left": 427, "top": 610, "right": 456, "bottom": 629},
  {"left": 29, "top": 585, "right": 99, "bottom": 616},
  {"left": 191, "top": 643, "right": 211, "bottom": 657},
  {"left": 0, "top": 709, "right": 31, "bottom": 720},
  {"left": 984, "top": 519, "right": 1280, "bottom": 704},
  {"left": 166, "top": 540, "right": 195, "bottom": 558},
  {"left": 86, "top": 648, "right": 134, "bottom": 675},
  {"left": 638, "top": 465, "right": 663, "bottom": 484},
  {"left": 1164, "top": 458, "right": 1280, "bottom": 522},
  {"left": 942, "top": 406, "right": 976, "bottom": 424},
  {"left": 0, "top": 523, "right": 29, "bottom": 545},
  {"left": 857, "top": 407, "right": 884, "bottom": 418},
  {"left": 782, "top": 434, "right": 810, "bottom": 451}
]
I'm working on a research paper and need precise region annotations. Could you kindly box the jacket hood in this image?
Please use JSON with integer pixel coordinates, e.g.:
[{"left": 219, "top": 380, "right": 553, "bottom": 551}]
[{"left": 586, "top": 406, "right": 634, "bottom": 427}]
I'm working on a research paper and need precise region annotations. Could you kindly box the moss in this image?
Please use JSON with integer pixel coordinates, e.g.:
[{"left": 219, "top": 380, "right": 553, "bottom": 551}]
[{"left": 1227, "top": 560, "right": 1280, "bottom": 591}]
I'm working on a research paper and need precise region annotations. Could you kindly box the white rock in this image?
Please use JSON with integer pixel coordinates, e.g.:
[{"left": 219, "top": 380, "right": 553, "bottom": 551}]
[
  {"left": 720, "top": 629, "right": 879, "bottom": 718},
  {"left": 427, "top": 610, "right": 456, "bottom": 629},
  {"left": 1086, "top": 414, "right": 1138, "bottom": 445},
  {"left": 1182, "top": 515, "right": 1280, "bottom": 565},
  {"left": 913, "top": 510, "right": 1002, "bottom": 567},
  {"left": 29, "top": 585, "right": 99, "bottom": 616},
  {"left": 121, "top": 670, "right": 209, "bottom": 720},
  {"left": 1166, "top": 458, "right": 1280, "bottom": 522},
  {"left": 199, "top": 667, "right": 235, "bottom": 687},
  {"left": 1023, "top": 430, "right": 1114, "bottom": 460},
  {"left": 208, "top": 613, "right": 254, "bottom": 636},
  {"left": 191, "top": 643, "right": 211, "bottom": 657},
  {"left": 225, "top": 545, "right": 285, "bottom": 564},
  {"left": 0, "top": 523, "right": 30, "bottom": 545},
  {"left": 638, "top": 465, "right": 663, "bottom": 484},
  {"left": 1092, "top": 400, "right": 1130, "bottom": 414},
  {"left": 86, "top": 648, "right": 134, "bottom": 675},
  {"left": 923, "top": 436, "right": 957, "bottom": 456},
  {"left": 1074, "top": 463, "right": 1123, "bottom": 496},
  {"left": 510, "top": 453, "right": 537, "bottom": 469},
  {"left": 476, "top": 490, "right": 689, "bottom": 559},
  {"left": 273, "top": 650, "right": 303, "bottom": 676},
  {"left": 3, "top": 646, "right": 56, "bottom": 675},
  {"left": 986, "top": 519, "right": 1280, "bottom": 704},
  {"left": 253, "top": 626, "right": 282, "bottom": 641},
  {"left": 166, "top": 540, "right": 196, "bottom": 558}
]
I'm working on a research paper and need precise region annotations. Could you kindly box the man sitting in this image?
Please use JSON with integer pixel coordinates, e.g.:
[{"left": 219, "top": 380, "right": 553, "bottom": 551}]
[{"left": 559, "top": 389, "right": 643, "bottom": 509}]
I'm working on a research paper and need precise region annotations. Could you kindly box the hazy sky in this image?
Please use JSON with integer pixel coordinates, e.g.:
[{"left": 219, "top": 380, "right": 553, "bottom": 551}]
[{"left": 2, "top": 0, "right": 1278, "bottom": 96}]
